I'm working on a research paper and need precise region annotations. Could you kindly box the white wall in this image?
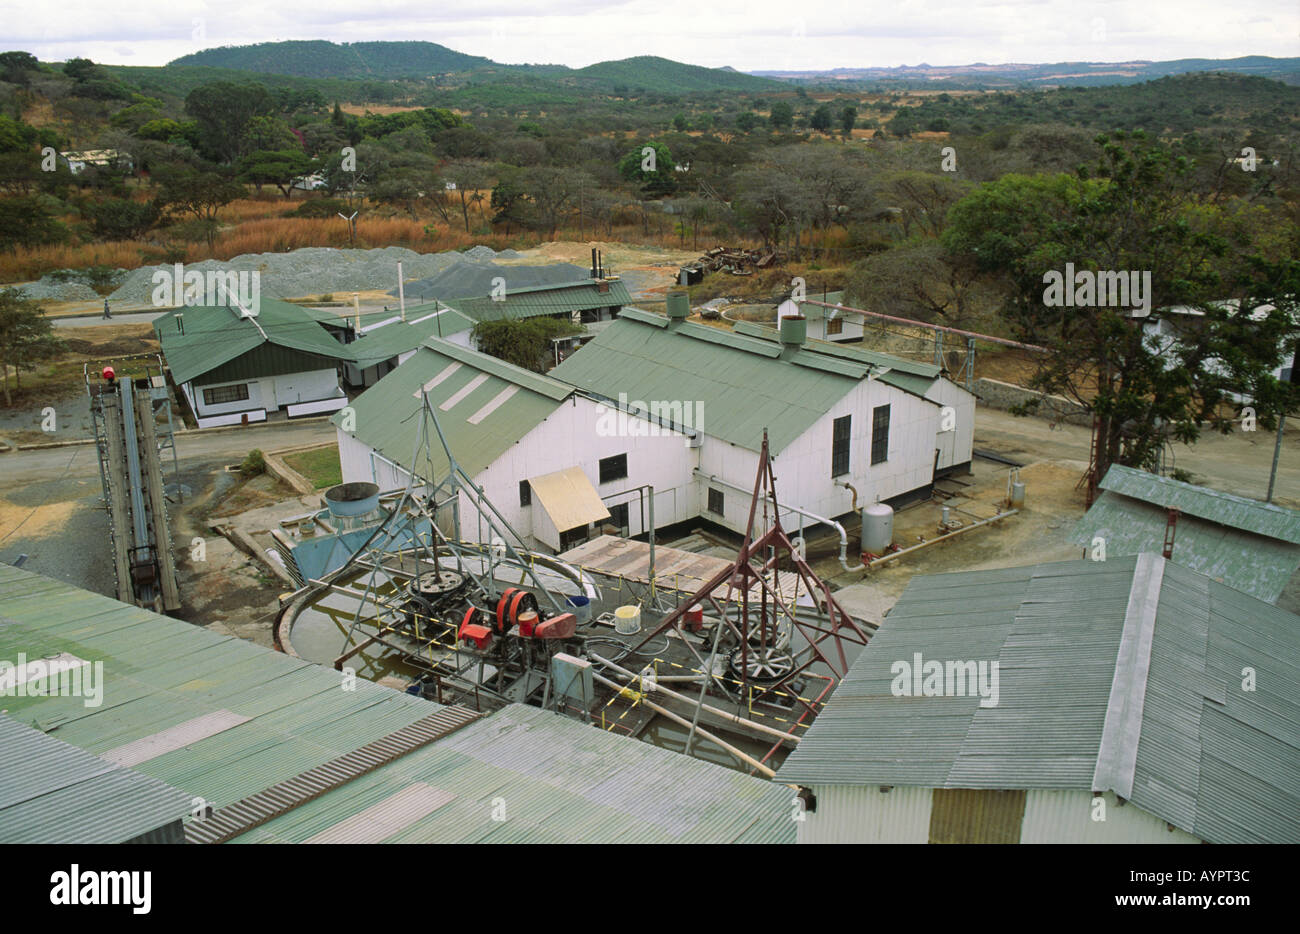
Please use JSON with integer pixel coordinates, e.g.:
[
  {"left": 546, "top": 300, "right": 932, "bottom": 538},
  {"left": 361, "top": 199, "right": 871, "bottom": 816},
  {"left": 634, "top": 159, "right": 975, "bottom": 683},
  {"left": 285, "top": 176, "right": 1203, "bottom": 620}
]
[
  {"left": 797, "top": 785, "right": 1204, "bottom": 844},
  {"left": 924, "top": 378, "right": 976, "bottom": 472},
  {"left": 189, "top": 368, "right": 339, "bottom": 418}
]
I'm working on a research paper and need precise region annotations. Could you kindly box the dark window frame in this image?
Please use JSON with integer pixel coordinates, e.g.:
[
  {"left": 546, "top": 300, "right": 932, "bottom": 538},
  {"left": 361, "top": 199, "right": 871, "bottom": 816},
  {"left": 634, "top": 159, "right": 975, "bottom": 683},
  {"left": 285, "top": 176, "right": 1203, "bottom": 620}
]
[
  {"left": 826, "top": 315, "right": 844, "bottom": 336},
  {"left": 607, "top": 501, "right": 629, "bottom": 531},
  {"left": 202, "top": 383, "right": 250, "bottom": 406},
  {"left": 871, "top": 404, "right": 891, "bottom": 465},
  {"left": 707, "top": 488, "right": 724, "bottom": 516},
  {"left": 831, "top": 414, "right": 852, "bottom": 477},
  {"left": 519, "top": 480, "right": 531, "bottom": 507},
  {"left": 598, "top": 453, "right": 628, "bottom": 484}
]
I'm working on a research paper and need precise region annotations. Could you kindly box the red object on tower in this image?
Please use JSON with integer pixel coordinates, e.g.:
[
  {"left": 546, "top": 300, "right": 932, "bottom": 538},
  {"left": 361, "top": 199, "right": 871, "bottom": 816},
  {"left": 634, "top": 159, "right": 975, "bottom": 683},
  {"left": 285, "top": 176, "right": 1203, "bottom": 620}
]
[
  {"left": 533, "top": 613, "right": 576, "bottom": 640},
  {"left": 101, "top": 366, "right": 116, "bottom": 382}
]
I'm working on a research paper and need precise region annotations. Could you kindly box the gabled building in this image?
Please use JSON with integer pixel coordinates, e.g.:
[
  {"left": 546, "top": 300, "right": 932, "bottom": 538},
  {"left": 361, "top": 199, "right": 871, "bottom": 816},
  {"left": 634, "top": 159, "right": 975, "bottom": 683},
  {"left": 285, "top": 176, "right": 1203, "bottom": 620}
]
[
  {"left": 550, "top": 299, "right": 974, "bottom": 537},
  {"left": 450, "top": 277, "right": 632, "bottom": 326},
  {"left": 1072, "top": 464, "right": 1300, "bottom": 604},
  {"left": 334, "top": 303, "right": 476, "bottom": 388},
  {"left": 333, "top": 337, "right": 693, "bottom": 552},
  {"left": 776, "top": 290, "right": 865, "bottom": 343},
  {"left": 775, "top": 554, "right": 1300, "bottom": 844},
  {"left": 153, "top": 298, "right": 351, "bottom": 427}
]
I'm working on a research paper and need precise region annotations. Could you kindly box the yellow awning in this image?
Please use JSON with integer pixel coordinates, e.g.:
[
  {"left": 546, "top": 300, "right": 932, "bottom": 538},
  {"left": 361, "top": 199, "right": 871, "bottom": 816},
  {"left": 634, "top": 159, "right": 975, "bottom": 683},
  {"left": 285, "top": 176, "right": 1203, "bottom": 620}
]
[{"left": 529, "top": 466, "right": 611, "bottom": 533}]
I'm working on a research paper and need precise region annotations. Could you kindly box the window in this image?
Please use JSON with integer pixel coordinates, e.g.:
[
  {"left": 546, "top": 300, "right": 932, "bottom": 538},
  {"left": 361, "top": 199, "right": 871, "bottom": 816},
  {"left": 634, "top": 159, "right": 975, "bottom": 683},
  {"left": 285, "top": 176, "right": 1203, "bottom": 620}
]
[
  {"left": 559, "top": 525, "right": 589, "bottom": 551},
  {"left": 598, "top": 453, "right": 627, "bottom": 484},
  {"left": 871, "top": 405, "right": 891, "bottom": 465},
  {"left": 607, "top": 502, "right": 629, "bottom": 532},
  {"left": 519, "top": 480, "right": 531, "bottom": 507},
  {"left": 707, "top": 488, "right": 724, "bottom": 516},
  {"left": 831, "top": 414, "right": 851, "bottom": 477},
  {"left": 202, "top": 383, "right": 250, "bottom": 406},
  {"left": 826, "top": 315, "right": 843, "bottom": 336}
]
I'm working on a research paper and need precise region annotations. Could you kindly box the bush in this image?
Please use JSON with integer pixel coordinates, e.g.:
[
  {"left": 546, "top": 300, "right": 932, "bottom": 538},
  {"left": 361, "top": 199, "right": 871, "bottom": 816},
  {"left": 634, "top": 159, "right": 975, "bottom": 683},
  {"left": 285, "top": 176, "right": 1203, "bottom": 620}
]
[
  {"left": 239, "top": 449, "right": 266, "bottom": 477},
  {"left": 292, "top": 197, "right": 348, "bottom": 218}
]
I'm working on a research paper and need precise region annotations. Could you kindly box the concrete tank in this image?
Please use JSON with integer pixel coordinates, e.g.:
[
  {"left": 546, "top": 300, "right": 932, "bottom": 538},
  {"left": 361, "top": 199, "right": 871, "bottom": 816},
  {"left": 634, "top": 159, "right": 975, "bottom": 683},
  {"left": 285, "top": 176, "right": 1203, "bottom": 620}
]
[
  {"left": 861, "top": 502, "right": 894, "bottom": 554},
  {"left": 324, "top": 481, "right": 380, "bottom": 518}
]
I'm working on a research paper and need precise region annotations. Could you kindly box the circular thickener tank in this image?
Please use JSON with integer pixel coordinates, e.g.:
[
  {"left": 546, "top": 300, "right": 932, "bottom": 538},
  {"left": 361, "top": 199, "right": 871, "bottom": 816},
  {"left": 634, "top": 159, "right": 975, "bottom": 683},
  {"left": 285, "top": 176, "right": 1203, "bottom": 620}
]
[
  {"left": 861, "top": 503, "right": 894, "bottom": 554},
  {"left": 324, "top": 481, "right": 380, "bottom": 518}
]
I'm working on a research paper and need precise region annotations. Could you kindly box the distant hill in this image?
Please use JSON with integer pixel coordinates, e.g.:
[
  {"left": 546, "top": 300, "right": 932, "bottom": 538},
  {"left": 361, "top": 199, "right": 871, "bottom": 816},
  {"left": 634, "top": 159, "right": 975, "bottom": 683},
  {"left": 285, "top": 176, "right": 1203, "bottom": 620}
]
[
  {"left": 570, "top": 56, "right": 780, "bottom": 92},
  {"left": 169, "top": 40, "right": 495, "bottom": 78},
  {"left": 755, "top": 55, "right": 1300, "bottom": 88}
]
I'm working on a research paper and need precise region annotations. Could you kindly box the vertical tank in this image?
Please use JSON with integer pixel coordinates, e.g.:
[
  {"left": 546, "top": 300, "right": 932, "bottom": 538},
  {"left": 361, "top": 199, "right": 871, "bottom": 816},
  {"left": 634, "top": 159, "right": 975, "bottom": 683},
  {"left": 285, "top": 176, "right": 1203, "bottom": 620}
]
[{"left": 861, "top": 502, "right": 894, "bottom": 554}]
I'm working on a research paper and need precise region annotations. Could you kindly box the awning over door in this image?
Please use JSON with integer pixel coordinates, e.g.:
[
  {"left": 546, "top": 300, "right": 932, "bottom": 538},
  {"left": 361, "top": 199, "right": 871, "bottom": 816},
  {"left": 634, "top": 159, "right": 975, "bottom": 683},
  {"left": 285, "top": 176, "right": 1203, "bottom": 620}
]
[{"left": 528, "top": 466, "right": 611, "bottom": 533}]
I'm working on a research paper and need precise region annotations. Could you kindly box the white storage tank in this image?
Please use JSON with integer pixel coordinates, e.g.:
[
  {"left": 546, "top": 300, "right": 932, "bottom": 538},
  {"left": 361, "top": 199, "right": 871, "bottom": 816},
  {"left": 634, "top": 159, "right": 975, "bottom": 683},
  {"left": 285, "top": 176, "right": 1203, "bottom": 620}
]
[{"left": 861, "top": 502, "right": 894, "bottom": 554}]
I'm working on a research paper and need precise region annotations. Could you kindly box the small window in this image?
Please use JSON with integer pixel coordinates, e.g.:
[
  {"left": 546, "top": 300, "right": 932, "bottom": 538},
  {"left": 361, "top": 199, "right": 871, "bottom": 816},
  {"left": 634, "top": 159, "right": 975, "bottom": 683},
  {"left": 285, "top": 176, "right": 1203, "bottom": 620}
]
[
  {"left": 598, "top": 453, "right": 627, "bottom": 484},
  {"left": 831, "top": 414, "right": 851, "bottom": 477},
  {"left": 519, "top": 480, "right": 531, "bottom": 507},
  {"left": 826, "top": 315, "right": 843, "bottom": 336},
  {"left": 559, "top": 525, "right": 589, "bottom": 551},
  {"left": 871, "top": 404, "right": 891, "bottom": 465},
  {"left": 607, "top": 502, "right": 629, "bottom": 532},
  {"left": 202, "top": 383, "right": 250, "bottom": 406},
  {"left": 707, "top": 488, "right": 724, "bottom": 516}
]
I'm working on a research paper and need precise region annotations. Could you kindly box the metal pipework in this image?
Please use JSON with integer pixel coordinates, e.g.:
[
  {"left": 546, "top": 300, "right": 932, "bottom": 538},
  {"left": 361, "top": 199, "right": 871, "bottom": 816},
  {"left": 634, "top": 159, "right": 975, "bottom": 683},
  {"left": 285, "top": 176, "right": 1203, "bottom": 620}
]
[{"left": 695, "top": 469, "right": 866, "bottom": 573}]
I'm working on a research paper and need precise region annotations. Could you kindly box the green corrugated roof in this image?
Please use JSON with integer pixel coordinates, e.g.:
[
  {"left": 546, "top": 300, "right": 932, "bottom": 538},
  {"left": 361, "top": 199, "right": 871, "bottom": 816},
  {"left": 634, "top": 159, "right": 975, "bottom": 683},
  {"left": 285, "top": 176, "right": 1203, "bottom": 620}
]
[
  {"left": 229, "top": 704, "right": 794, "bottom": 844},
  {"left": 1072, "top": 469, "right": 1300, "bottom": 602},
  {"left": 774, "top": 554, "right": 1300, "bottom": 843},
  {"left": 0, "top": 713, "right": 192, "bottom": 843},
  {"left": 550, "top": 312, "right": 873, "bottom": 453},
  {"left": 345, "top": 305, "right": 476, "bottom": 370},
  {"left": 0, "top": 564, "right": 443, "bottom": 816},
  {"left": 1098, "top": 465, "right": 1300, "bottom": 544},
  {"left": 332, "top": 337, "right": 569, "bottom": 479},
  {"left": 450, "top": 279, "right": 632, "bottom": 323},
  {"left": 154, "top": 297, "right": 354, "bottom": 385}
]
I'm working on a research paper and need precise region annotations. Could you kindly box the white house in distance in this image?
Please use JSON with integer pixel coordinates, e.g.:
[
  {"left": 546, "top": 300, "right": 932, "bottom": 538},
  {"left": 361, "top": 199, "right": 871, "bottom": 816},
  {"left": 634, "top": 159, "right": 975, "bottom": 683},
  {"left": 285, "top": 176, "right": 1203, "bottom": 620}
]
[
  {"left": 551, "top": 295, "right": 975, "bottom": 540},
  {"left": 333, "top": 337, "right": 694, "bottom": 552},
  {"left": 776, "top": 290, "right": 865, "bottom": 344},
  {"left": 775, "top": 553, "right": 1300, "bottom": 844},
  {"left": 153, "top": 298, "right": 351, "bottom": 427}
]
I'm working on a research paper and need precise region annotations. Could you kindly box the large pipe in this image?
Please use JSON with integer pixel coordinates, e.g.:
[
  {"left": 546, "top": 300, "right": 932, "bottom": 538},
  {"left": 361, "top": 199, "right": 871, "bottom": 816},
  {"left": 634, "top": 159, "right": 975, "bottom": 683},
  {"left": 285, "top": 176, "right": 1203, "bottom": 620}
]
[
  {"left": 589, "top": 652, "right": 799, "bottom": 746},
  {"left": 695, "top": 469, "right": 866, "bottom": 572},
  {"left": 866, "top": 509, "right": 1019, "bottom": 567},
  {"left": 397, "top": 262, "right": 406, "bottom": 322},
  {"left": 587, "top": 668, "right": 777, "bottom": 778},
  {"left": 804, "top": 300, "right": 1048, "bottom": 352}
]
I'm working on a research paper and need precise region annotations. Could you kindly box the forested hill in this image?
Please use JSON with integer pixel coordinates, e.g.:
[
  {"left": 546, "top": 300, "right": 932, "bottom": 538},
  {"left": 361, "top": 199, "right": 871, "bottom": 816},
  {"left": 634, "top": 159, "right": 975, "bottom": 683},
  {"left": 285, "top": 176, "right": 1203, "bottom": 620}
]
[{"left": 169, "top": 40, "right": 496, "bottom": 77}]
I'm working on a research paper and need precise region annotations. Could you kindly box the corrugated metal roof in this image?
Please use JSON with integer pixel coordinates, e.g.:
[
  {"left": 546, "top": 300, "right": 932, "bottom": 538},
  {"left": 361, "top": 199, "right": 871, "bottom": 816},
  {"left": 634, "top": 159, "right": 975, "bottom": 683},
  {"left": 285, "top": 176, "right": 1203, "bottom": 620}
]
[
  {"left": 451, "top": 279, "right": 632, "bottom": 323},
  {"left": 1099, "top": 464, "right": 1300, "bottom": 543},
  {"left": 0, "top": 565, "right": 448, "bottom": 822},
  {"left": 345, "top": 305, "right": 476, "bottom": 369},
  {"left": 550, "top": 312, "right": 874, "bottom": 453},
  {"left": 774, "top": 554, "right": 1300, "bottom": 843},
  {"left": 1073, "top": 472, "right": 1300, "bottom": 603},
  {"left": 154, "top": 298, "right": 354, "bottom": 385},
  {"left": 230, "top": 705, "right": 794, "bottom": 844},
  {"left": 331, "top": 337, "right": 568, "bottom": 480},
  {"left": 0, "top": 713, "right": 192, "bottom": 843}
]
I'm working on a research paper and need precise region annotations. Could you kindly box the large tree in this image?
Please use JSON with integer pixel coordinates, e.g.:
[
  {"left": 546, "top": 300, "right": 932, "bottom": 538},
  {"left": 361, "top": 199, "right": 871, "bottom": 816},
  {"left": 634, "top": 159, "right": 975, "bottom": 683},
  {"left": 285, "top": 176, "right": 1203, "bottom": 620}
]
[
  {"left": 184, "top": 82, "right": 275, "bottom": 164},
  {"left": 944, "top": 131, "right": 1300, "bottom": 481},
  {"left": 0, "top": 289, "right": 63, "bottom": 406}
]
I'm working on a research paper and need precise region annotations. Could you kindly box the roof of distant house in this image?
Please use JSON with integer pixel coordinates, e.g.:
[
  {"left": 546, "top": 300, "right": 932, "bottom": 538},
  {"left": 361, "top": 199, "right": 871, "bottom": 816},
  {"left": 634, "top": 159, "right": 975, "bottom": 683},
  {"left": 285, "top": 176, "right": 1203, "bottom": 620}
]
[{"left": 450, "top": 278, "right": 633, "bottom": 323}]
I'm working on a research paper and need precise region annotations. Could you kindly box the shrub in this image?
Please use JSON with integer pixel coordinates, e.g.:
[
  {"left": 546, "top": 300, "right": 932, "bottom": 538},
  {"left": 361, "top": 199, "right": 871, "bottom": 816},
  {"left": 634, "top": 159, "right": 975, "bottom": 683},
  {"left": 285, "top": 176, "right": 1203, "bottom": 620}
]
[{"left": 239, "top": 448, "right": 266, "bottom": 477}]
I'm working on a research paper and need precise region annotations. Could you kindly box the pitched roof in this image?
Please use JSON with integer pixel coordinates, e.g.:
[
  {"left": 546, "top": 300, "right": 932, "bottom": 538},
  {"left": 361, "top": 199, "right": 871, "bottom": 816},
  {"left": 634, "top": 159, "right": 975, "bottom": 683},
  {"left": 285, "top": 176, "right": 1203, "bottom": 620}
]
[
  {"left": 774, "top": 554, "right": 1300, "bottom": 844},
  {"left": 332, "top": 337, "right": 572, "bottom": 479},
  {"left": 0, "top": 566, "right": 794, "bottom": 845},
  {"left": 153, "top": 297, "right": 353, "bottom": 384},
  {"left": 1071, "top": 466, "right": 1300, "bottom": 603},
  {"left": 0, "top": 713, "right": 192, "bottom": 843},
  {"left": 344, "top": 304, "right": 476, "bottom": 370},
  {"left": 551, "top": 310, "right": 898, "bottom": 452},
  {"left": 450, "top": 279, "right": 633, "bottom": 323}
]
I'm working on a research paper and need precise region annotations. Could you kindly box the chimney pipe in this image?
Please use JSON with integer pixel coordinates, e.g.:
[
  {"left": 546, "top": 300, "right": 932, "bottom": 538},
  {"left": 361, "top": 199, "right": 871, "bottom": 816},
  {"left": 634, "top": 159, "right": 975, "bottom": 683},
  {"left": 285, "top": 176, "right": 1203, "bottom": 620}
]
[
  {"left": 591, "top": 248, "right": 599, "bottom": 279},
  {"left": 665, "top": 289, "right": 690, "bottom": 325},
  {"left": 779, "top": 314, "right": 807, "bottom": 352},
  {"left": 397, "top": 261, "right": 406, "bottom": 322},
  {"left": 176, "top": 313, "right": 184, "bottom": 335}
]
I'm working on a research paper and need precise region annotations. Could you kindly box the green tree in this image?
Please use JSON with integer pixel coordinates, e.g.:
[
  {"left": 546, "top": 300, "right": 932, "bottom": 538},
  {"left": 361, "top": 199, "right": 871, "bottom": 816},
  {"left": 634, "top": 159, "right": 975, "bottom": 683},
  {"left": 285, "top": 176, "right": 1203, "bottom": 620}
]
[
  {"left": 769, "top": 101, "right": 794, "bottom": 131},
  {"left": 235, "top": 149, "right": 315, "bottom": 198},
  {"left": 184, "top": 81, "right": 275, "bottom": 163},
  {"left": 470, "top": 318, "right": 581, "bottom": 373},
  {"left": 156, "top": 170, "right": 244, "bottom": 250},
  {"left": 810, "top": 104, "right": 833, "bottom": 133},
  {"left": 85, "top": 197, "right": 160, "bottom": 240},
  {"left": 617, "top": 141, "right": 676, "bottom": 197},
  {"left": 0, "top": 196, "right": 67, "bottom": 251},
  {"left": 839, "top": 105, "right": 857, "bottom": 138},
  {"left": 0, "top": 289, "right": 64, "bottom": 405},
  {"left": 943, "top": 131, "right": 1300, "bottom": 478}
]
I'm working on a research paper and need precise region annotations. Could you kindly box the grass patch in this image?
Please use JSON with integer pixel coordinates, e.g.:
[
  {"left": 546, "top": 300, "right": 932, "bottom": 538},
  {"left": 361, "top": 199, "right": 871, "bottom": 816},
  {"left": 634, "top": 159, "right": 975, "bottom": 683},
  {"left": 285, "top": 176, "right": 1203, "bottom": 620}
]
[{"left": 283, "top": 446, "right": 342, "bottom": 490}]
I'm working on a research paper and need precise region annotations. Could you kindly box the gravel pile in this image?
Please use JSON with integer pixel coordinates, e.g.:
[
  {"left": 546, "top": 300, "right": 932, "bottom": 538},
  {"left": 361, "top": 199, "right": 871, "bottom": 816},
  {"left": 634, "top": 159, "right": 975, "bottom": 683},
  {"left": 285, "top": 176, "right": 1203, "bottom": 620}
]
[
  {"left": 105, "top": 245, "right": 524, "bottom": 306},
  {"left": 396, "top": 260, "right": 588, "bottom": 301},
  {"left": 15, "top": 279, "right": 102, "bottom": 302}
]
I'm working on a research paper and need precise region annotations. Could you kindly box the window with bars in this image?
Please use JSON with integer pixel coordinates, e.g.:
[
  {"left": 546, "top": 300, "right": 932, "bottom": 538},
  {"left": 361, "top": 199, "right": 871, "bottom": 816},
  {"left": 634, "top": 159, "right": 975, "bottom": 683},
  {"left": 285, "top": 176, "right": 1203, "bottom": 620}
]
[
  {"left": 826, "top": 315, "right": 843, "bottom": 336},
  {"left": 831, "top": 414, "right": 851, "bottom": 477},
  {"left": 871, "top": 405, "right": 891, "bottom": 465},
  {"left": 707, "top": 488, "right": 724, "bottom": 516},
  {"left": 202, "top": 383, "right": 250, "bottom": 406}
]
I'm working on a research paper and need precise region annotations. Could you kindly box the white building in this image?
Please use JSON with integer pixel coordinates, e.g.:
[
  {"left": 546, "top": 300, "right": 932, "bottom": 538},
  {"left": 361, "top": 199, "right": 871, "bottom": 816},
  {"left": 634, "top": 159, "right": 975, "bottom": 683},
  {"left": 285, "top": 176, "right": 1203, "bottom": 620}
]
[
  {"left": 154, "top": 298, "right": 351, "bottom": 427},
  {"left": 776, "top": 290, "right": 865, "bottom": 344},
  {"left": 334, "top": 337, "right": 695, "bottom": 553},
  {"left": 775, "top": 553, "right": 1300, "bottom": 844}
]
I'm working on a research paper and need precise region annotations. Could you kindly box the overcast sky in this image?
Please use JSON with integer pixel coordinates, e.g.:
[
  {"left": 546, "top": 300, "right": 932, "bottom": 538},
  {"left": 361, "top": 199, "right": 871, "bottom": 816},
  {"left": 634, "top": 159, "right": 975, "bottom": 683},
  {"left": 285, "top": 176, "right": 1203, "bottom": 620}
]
[{"left": 3, "top": 0, "right": 1296, "bottom": 72}]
